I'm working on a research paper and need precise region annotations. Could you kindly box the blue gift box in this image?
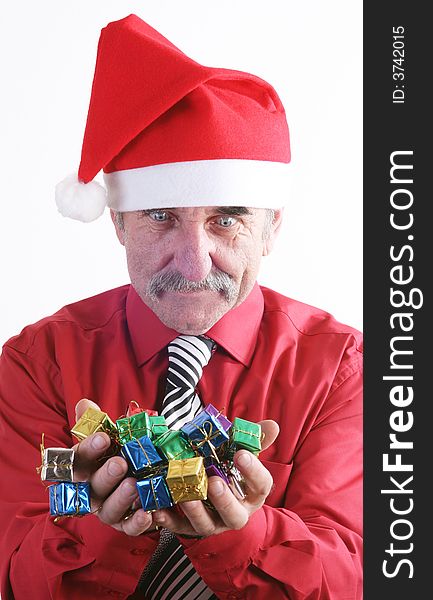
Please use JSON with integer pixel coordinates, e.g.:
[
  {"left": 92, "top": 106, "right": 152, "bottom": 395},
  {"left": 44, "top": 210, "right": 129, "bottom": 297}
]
[
  {"left": 49, "top": 482, "right": 91, "bottom": 516},
  {"left": 121, "top": 435, "right": 165, "bottom": 476},
  {"left": 181, "top": 412, "right": 229, "bottom": 458},
  {"left": 137, "top": 475, "right": 173, "bottom": 511}
]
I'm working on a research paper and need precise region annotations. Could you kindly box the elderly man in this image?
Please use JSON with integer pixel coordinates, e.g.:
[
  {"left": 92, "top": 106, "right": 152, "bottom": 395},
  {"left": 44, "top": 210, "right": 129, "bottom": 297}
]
[{"left": 0, "top": 14, "right": 362, "bottom": 600}]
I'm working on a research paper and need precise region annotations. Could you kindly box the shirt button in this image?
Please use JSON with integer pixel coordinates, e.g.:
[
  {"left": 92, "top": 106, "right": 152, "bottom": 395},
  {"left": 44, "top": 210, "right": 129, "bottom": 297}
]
[
  {"left": 130, "top": 548, "right": 147, "bottom": 555},
  {"left": 198, "top": 552, "right": 215, "bottom": 559},
  {"left": 227, "top": 595, "right": 240, "bottom": 599}
]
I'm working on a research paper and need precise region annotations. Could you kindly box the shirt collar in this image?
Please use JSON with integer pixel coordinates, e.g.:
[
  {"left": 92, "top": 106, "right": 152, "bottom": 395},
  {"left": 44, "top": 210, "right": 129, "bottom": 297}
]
[{"left": 126, "top": 282, "right": 264, "bottom": 367}]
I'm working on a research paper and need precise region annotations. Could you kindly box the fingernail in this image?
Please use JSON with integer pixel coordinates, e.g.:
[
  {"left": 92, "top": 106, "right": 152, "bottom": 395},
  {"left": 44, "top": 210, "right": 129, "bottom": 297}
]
[
  {"left": 91, "top": 434, "right": 107, "bottom": 450},
  {"left": 137, "top": 511, "right": 151, "bottom": 527},
  {"left": 211, "top": 478, "right": 224, "bottom": 496},
  {"left": 236, "top": 452, "right": 252, "bottom": 468},
  {"left": 107, "top": 460, "right": 124, "bottom": 477},
  {"left": 154, "top": 513, "right": 165, "bottom": 525},
  {"left": 122, "top": 480, "right": 137, "bottom": 496}
]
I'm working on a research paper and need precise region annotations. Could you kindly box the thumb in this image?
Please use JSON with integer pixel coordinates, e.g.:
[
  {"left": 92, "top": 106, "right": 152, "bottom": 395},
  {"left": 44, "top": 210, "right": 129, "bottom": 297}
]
[
  {"left": 75, "top": 397, "right": 101, "bottom": 421},
  {"left": 259, "top": 419, "right": 280, "bottom": 451}
]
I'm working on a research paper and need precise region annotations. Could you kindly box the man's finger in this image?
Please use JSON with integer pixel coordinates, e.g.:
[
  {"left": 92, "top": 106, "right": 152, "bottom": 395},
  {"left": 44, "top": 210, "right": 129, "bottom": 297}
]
[
  {"left": 207, "top": 477, "right": 249, "bottom": 530},
  {"left": 119, "top": 508, "right": 155, "bottom": 537},
  {"left": 259, "top": 419, "right": 280, "bottom": 451},
  {"left": 72, "top": 432, "right": 112, "bottom": 480},
  {"left": 97, "top": 477, "right": 140, "bottom": 525},
  {"left": 152, "top": 507, "right": 200, "bottom": 537},
  {"left": 176, "top": 500, "right": 219, "bottom": 537},
  {"left": 75, "top": 397, "right": 101, "bottom": 421},
  {"left": 234, "top": 451, "right": 273, "bottom": 507},
  {"left": 89, "top": 455, "right": 129, "bottom": 499}
]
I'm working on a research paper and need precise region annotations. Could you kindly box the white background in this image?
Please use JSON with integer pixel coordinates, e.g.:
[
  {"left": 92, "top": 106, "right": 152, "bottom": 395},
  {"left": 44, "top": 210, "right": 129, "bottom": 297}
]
[{"left": 0, "top": 0, "right": 362, "bottom": 347}]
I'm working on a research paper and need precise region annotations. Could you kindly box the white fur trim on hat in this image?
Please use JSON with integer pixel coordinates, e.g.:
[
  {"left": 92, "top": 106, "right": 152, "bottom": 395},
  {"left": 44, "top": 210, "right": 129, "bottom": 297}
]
[
  {"left": 104, "top": 159, "right": 291, "bottom": 211},
  {"left": 55, "top": 173, "right": 107, "bottom": 222}
]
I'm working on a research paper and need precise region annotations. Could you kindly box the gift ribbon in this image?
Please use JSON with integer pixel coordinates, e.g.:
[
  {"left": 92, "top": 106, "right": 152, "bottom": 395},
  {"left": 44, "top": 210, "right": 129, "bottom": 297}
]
[
  {"left": 233, "top": 426, "right": 262, "bottom": 440},
  {"left": 127, "top": 400, "right": 144, "bottom": 415},
  {"left": 149, "top": 477, "right": 165, "bottom": 510},
  {"left": 167, "top": 460, "right": 207, "bottom": 502},
  {"left": 190, "top": 419, "right": 224, "bottom": 461},
  {"left": 36, "top": 433, "right": 46, "bottom": 474},
  {"left": 136, "top": 437, "right": 153, "bottom": 467},
  {"left": 73, "top": 412, "right": 115, "bottom": 435},
  {"left": 51, "top": 483, "right": 84, "bottom": 522},
  {"left": 156, "top": 432, "right": 194, "bottom": 460},
  {"left": 169, "top": 480, "right": 206, "bottom": 502},
  {"left": 232, "top": 426, "right": 263, "bottom": 452},
  {"left": 118, "top": 417, "right": 150, "bottom": 442},
  {"left": 48, "top": 457, "right": 73, "bottom": 478}
]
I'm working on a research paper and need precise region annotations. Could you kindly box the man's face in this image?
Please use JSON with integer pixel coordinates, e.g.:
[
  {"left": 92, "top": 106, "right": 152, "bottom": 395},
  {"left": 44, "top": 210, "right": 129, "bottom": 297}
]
[{"left": 112, "top": 206, "right": 282, "bottom": 334}]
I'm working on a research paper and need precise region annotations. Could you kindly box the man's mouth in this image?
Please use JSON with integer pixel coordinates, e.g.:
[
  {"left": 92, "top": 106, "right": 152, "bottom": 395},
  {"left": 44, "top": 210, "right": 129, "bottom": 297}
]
[{"left": 147, "top": 269, "right": 237, "bottom": 303}]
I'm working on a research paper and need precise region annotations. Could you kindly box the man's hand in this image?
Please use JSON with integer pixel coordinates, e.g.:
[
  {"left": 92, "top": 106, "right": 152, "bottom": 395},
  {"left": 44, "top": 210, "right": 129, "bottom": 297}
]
[
  {"left": 151, "top": 419, "right": 280, "bottom": 538},
  {"left": 72, "top": 398, "right": 155, "bottom": 536},
  {"left": 73, "top": 399, "right": 279, "bottom": 539}
]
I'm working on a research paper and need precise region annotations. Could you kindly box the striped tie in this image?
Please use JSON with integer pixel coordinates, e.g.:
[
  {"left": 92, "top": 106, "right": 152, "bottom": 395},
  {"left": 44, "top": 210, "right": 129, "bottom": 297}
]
[{"left": 138, "top": 335, "right": 218, "bottom": 600}]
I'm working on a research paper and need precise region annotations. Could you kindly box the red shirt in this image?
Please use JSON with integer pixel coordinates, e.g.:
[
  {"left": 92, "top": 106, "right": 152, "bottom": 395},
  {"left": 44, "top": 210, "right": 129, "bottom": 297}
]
[{"left": 0, "top": 283, "right": 363, "bottom": 599}]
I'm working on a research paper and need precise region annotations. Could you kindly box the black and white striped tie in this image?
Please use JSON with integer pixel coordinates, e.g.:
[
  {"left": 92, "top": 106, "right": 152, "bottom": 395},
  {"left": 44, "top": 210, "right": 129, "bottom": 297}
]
[
  {"left": 138, "top": 335, "right": 218, "bottom": 600},
  {"left": 161, "top": 335, "right": 215, "bottom": 430}
]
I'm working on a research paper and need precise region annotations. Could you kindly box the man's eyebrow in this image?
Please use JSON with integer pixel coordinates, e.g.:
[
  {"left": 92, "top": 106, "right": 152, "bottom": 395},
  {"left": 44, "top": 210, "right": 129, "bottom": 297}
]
[
  {"left": 215, "top": 206, "right": 252, "bottom": 216},
  {"left": 140, "top": 208, "right": 175, "bottom": 214},
  {"left": 141, "top": 207, "right": 253, "bottom": 216}
]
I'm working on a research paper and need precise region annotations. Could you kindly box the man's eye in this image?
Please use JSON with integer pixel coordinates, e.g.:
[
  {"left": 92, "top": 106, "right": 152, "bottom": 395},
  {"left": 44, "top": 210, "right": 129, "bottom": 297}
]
[
  {"left": 217, "top": 216, "right": 237, "bottom": 228},
  {"left": 149, "top": 210, "right": 169, "bottom": 222}
]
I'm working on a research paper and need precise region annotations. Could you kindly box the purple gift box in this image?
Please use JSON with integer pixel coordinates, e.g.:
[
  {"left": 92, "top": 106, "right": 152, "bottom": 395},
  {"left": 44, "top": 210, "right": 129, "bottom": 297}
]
[
  {"left": 204, "top": 404, "right": 232, "bottom": 432},
  {"left": 204, "top": 460, "right": 230, "bottom": 484}
]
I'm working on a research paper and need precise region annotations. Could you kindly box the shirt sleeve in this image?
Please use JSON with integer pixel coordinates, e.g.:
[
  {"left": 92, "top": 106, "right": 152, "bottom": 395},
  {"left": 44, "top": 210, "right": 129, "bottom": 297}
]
[
  {"left": 180, "top": 366, "right": 363, "bottom": 600},
  {"left": 0, "top": 343, "right": 157, "bottom": 600}
]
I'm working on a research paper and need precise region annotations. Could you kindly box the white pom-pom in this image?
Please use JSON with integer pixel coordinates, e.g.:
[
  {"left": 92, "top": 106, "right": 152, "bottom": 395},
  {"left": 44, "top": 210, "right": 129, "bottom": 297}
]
[{"left": 55, "top": 173, "right": 107, "bottom": 222}]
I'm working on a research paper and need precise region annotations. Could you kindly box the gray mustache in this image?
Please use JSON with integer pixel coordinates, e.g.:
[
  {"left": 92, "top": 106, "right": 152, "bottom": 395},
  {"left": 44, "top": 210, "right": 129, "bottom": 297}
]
[{"left": 147, "top": 269, "right": 236, "bottom": 303}]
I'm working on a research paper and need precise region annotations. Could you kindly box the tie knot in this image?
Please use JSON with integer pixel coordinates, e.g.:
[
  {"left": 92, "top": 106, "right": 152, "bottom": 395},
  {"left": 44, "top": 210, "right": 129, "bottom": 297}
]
[{"left": 168, "top": 335, "right": 215, "bottom": 367}]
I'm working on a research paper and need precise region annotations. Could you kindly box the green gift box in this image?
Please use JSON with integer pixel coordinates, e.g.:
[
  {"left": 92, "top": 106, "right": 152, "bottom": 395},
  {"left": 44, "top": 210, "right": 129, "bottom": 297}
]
[
  {"left": 116, "top": 412, "right": 151, "bottom": 445},
  {"left": 149, "top": 416, "right": 169, "bottom": 439},
  {"left": 230, "top": 417, "right": 262, "bottom": 455},
  {"left": 154, "top": 430, "right": 196, "bottom": 461}
]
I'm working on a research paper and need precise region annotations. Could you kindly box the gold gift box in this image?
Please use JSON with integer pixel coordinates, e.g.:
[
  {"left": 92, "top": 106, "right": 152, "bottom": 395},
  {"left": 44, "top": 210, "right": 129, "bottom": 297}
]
[
  {"left": 71, "top": 407, "right": 116, "bottom": 441},
  {"left": 166, "top": 457, "right": 208, "bottom": 503}
]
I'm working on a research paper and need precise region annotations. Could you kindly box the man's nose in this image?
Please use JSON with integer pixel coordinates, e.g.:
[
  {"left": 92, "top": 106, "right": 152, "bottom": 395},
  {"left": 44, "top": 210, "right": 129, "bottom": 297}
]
[{"left": 173, "top": 227, "right": 214, "bottom": 282}]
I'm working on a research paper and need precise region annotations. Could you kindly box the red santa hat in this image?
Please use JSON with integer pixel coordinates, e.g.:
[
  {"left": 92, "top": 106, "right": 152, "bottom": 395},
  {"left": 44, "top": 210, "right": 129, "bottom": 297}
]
[{"left": 55, "top": 14, "right": 291, "bottom": 222}]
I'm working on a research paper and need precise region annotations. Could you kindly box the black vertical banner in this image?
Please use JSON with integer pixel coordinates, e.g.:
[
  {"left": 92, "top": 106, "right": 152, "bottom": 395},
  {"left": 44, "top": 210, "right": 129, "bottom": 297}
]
[{"left": 364, "top": 2, "right": 430, "bottom": 598}]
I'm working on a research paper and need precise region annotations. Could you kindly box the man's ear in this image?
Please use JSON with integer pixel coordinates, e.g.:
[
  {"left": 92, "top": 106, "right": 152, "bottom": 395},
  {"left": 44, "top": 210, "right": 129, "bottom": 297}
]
[
  {"left": 110, "top": 210, "right": 126, "bottom": 246},
  {"left": 263, "top": 208, "right": 284, "bottom": 256}
]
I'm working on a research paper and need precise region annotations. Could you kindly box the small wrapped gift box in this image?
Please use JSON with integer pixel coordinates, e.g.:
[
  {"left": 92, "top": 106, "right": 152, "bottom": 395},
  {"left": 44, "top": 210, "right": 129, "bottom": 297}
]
[
  {"left": 71, "top": 407, "right": 116, "bottom": 441},
  {"left": 136, "top": 475, "right": 173, "bottom": 511},
  {"left": 229, "top": 417, "right": 262, "bottom": 455},
  {"left": 181, "top": 413, "right": 229, "bottom": 458},
  {"left": 41, "top": 448, "right": 74, "bottom": 482},
  {"left": 227, "top": 464, "right": 247, "bottom": 500},
  {"left": 49, "top": 482, "right": 91, "bottom": 516},
  {"left": 204, "top": 456, "right": 230, "bottom": 484},
  {"left": 166, "top": 457, "right": 208, "bottom": 503},
  {"left": 116, "top": 411, "right": 151, "bottom": 445},
  {"left": 154, "top": 430, "right": 196, "bottom": 461},
  {"left": 121, "top": 435, "right": 165, "bottom": 476},
  {"left": 204, "top": 403, "right": 232, "bottom": 432},
  {"left": 149, "top": 416, "right": 169, "bottom": 439}
]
